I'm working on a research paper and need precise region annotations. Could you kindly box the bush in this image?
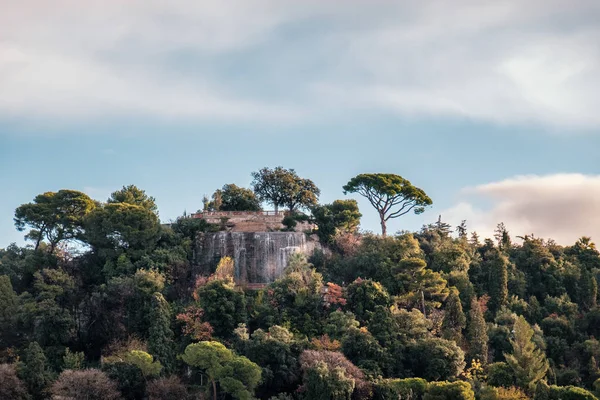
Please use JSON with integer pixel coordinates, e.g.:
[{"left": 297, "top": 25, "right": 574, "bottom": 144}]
[
  {"left": 102, "top": 361, "right": 146, "bottom": 400},
  {"left": 0, "top": 363, "right": 29, "bottom": 400},
  {"left": 373, "top": 378, "right": 428, "bottom": 400},
  {"left": 147, "top": 376, "right": 188, "bottom": 400},
  {"left": 424, "top": 381, "right": 475, "bottom": 400},
  {"left": 51, "top": 369, "right": 122, "bottom": 400},
  {"left": 547, "top": 385, "right": 598, "bottom": 400},
  {"left": 487, "top": 362, "right": 515, "bottom": 388}
]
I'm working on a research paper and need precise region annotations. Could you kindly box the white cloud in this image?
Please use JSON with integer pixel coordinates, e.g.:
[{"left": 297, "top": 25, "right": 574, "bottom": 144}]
[
  {"left": 0, "top": 0, "right": 599, "bottom": 128},
  {"left": 441, "top": 174, "right": 600, "bottom": 244}
]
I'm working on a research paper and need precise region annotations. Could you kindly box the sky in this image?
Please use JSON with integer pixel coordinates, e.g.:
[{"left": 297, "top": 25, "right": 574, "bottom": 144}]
[{"left": 1, "top": 0, "right": 600, "bottom": 246}]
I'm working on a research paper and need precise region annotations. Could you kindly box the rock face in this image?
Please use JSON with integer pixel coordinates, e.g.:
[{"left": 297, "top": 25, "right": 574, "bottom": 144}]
[{"left": 195, "top": 231, "right": 319, "bottom": 286}]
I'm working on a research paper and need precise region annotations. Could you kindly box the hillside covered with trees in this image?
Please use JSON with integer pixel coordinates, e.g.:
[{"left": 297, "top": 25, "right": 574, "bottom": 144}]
[{"left": 1, "top": 169, "right": 599, "bottom": 400}]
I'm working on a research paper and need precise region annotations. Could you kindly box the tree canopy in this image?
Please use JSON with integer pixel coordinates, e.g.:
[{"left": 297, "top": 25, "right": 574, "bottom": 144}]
[
  {"left": 251, "top": 166, "right": 320, "bottom": 212},
  {"left": 343, "top": 173, "right": 432, "bottom": 236}
]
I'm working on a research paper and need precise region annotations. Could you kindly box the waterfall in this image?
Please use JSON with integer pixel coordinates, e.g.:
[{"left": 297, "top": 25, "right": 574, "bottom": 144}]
[{"left": 196, "top": 231, "right": 318, "bottom": 285}]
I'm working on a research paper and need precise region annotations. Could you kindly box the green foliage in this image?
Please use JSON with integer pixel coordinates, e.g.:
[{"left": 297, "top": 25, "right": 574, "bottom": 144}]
[
  {"left": 102, "top": 361, "right": 146, "bottom": 400},
  {"left": 441, "top": 289, "right": 466, "bottom": 344},
  {"left": 311, "top": 199, "right": 362, "bottom": 244},
  {"left": 505, "top": 316, "right": 549, "bottom": 392},
  {"left": 238, "top": 325, "right": 301, "bottom": 398},
  {"left": 108, "top": 185, "right": 158, "bottom": 214},
  {"left": 299, "top": 350, "right": 371, "bottom": 400},
  {"left": 487, "top": 362, "right": 516, "bottom": 388},
  {"left": 14, "top": 189, "right": 96, "bottom": 251},
  {"left": 394, "top": 257, "right": 449, "bottom": 313},
  {"left": 18, "top": 342, "right": 53, "bottom": 400},
  {"left": 467, "top": 297, "right": 489, "bottom": 365},
  {"left": 251, "top": 166, "right": 320, "bottom": 212},
  {"left": 63, "top": 348, "right": 85, "bottom": 370},
  {"left": 196, "top": 279, "right": 247, "bottom": 340},
  {"left": 148, "top": 293, "right": 175, "bottom": 373},
  {"left": 346, "top": 278, "right": 391, "bottom": 323},
  {"left": 373, "top": 378, "right": 428, "bottom": 400},
  {"left": 545, "top": 384, "right": 598, "bottom": 400},
  {"left": 181, "top": 341, "right": 262, "bottom": 400},
  {"left": 343, "top": 173, "right": 432, "bottom": 236},
  {"left": 424, "top": 381, "right": 475, "bottom": 400},
  {"left": 122, "top": 350, "right": 162, "bottom": 378},
  {"left": 407, "top": 337, "right": 465, "bottom": 381},
  {"left": 212, "top": 184, "right": 262, "bottom": 211}
]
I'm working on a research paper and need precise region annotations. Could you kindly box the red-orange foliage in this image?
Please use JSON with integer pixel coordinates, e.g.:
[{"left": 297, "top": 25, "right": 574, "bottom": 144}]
[
  {"left": 176, "top": 305, "right": 214, "bottom": 340},
  {"left": 478, "top": 294, "right": 490, "bottom": 314},
  {"left": 310, "top": 335, "right": 341, "bottom": 351},
  {"left": 324, "top": 282, "right": 346, "bottom": 307}
]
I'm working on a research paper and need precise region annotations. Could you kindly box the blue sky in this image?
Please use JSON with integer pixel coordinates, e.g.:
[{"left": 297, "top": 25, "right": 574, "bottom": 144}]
[{"left": 2, "top": 0, "right": 600, "bottom": 246}]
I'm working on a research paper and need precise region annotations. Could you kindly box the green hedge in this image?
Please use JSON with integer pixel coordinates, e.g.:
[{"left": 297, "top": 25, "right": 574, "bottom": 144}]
[
  {"left": 423, "top": 381, "right": 475, "bottom": 400},
  {"left": 373, "top": 378, "right": 428, "bottom": 400}
]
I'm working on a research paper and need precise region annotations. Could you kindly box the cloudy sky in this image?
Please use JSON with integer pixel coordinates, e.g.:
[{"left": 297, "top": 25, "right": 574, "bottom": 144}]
[{"left": 1, "top": 0, "right": 599, "bottom": 246}]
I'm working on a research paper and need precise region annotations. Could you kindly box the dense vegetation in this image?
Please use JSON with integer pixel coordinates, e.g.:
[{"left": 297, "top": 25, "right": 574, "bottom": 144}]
[{"left": 1, "top": 170, "right": 599, "bottom": 400}]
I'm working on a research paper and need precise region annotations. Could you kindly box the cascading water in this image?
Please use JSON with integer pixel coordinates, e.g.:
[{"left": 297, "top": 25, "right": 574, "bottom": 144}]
[{"left": 196, "top": 231, "right": 318, "bottom": 285}]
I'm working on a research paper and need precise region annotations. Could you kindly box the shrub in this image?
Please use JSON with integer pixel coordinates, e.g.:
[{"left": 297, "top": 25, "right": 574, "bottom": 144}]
[
  {"left": 547, "top": 385, "right": 598, "bottom": 400},
  {"left": 424, "top": 381, "right": 475, "bottom": 400},
  {"left": 0, "top": 363, "right": 29, "bottom": 400},
  {"left": 51, "top": 369, "right": 122, "bottom": 400},
  {"left": 373, "top": 378, "right": 428, "bottom": 400},
  {"left": 147, "top": 376, "right": 188, "bottom": 400}
]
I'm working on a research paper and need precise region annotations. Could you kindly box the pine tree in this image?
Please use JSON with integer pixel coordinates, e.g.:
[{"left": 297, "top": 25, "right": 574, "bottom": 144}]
[
  {"left": 467, "top": 297, "right": 488, "bottom": 365},
  {"left": 148, "top": 292, "right": 176, "bottom": 373},
  {"left": 442, "top": 289, "right": 467, "bottom": 344},
  {"left": 504, "top": 316, "right": 549, "bottom": 392},
  {"left": 18, "top": 341, "right": 53, "bottom": 400},
  {"left": 579, "top": 269, "right": 598, "bottom": 311},
  {"left": 486, "top": 249, "right": 508, "bottom": 315}
]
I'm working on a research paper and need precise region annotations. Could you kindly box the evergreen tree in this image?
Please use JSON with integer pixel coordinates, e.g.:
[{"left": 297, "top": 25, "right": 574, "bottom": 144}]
[
  {"left": 579, "top": 269, "right": 598, "bottom": 311},
  {"left": 505, "top": 316, "right": 549, "bottom": 392},
  {"left": 486, "top": 249, "right": 509, "bottom": 314},
  {"left": 148, "top": 292, "right": 175, "bottom": 373},
  {"left": 18, "top": 342, "right": 53, "bottom": 400},
  {"left": 0, "top": 275, "right": 17, "bottom": 347},
  {"left": 467, "top": 297, "right": 489, "bottom": 365},
  {"left": 442, "top": 289, "right": 467, "bottom": 344}
]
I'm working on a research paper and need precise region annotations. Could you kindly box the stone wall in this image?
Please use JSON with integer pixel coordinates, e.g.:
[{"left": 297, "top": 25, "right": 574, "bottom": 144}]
[{"left": 194, "top": 231, "right": 320, "bottom": 286}]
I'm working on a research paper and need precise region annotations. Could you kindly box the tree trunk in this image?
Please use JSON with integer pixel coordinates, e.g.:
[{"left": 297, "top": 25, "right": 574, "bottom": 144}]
[
  {"left": 380, "top": 215, "right": 387, "bottom": 237},
  {"left": 212, "top": 378, "right": 217, "bottom": 400}
]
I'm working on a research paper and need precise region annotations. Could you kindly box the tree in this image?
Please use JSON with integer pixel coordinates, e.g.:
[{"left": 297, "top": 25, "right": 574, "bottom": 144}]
[
  {"left": 442, "top": 289, "right": 467, "bottom": 344},
  {"left": 251, "top": 166, "right": 320, "bottom": 212},
  {"left": 148, "top": 293, "right": 175, "bottom": 373},
  {"left": 0, "top": 275, "right": 17, "bottom": 348},
  {"left": 196, "top": 279, "right": 247, "bottom": 340},
  {"left": 311, "top": 199, "right": 361, "bottom": 244},
  {"left": 108, "top": 185, "right": 158, "bottom": 214},
  {"left": 394, "top": 258, "right": 449, "bottom": 314},
  {"left": 0, "top": 364, "right": 29, "bottom": 400},
  {"left": 579, "top": 269, "right": 598, "bottom": 311},
  {"left": 504, "top": 316, "right": 548, "bottom": 392},
  {"left": 51, "top": 369, "right": 122, "bottom": 400},
  {"left": 14, "top": 190, "right": 96, "bottom": 251},
  {"left": 343, "top": 173, "right": 432, "bottom": 237},
  {"left": 467, "top": 298, "right": 489, "bottom": 365},
  {"left": 407, "top": 337, "right": 465, "bottom": 381},
  {"left": 181, "top": 341, "right": 261, "bottom": 400},
  {"left": 299, "top": 350, "right": 371, "bottom": 400},
  {"left": 213, "top": 184, "right": 262, "bottom": 211},
  {"left": 424, "top": 381, "right": 475, "bottom": 400},
  {"left": 346, "top": 278, "right": 391, "bottom": 323},
  {"left": 18, "top": 342, "right": 53, "bottom": 400},
  {"left": 147, "top": 376, "right": 188, "bottom": 400},
  {"left": 485, "top": 249, "right": 509, "bottom": 314}
]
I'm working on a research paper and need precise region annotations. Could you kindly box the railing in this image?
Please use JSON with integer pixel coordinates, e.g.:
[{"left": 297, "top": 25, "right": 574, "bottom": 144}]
[{"left": 191, "top": 210, "right": 285, "bottom": 219}]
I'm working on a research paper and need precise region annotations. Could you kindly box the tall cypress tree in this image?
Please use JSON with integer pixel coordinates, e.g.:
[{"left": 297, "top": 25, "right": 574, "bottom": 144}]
[
  {"left": 148, "top": 292, "right": 175, "bottom": 373},
  {"left": 505, "top": 316, "right": 548, "bottom": 392},
  {"left": 486, "top": 249, "right": 508, "bottom": 315},
  {"left": 442, "top": 289, "right": 467, "bottom": 345},
  {"left": 579, "top": 269, "right": 598, "bottom": 311},
  {"left": 467, "top": 297, "right": 488, "bottom": 365},
  {"left": 18, "top": 341, "right": 53, "bottom": 400}
]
